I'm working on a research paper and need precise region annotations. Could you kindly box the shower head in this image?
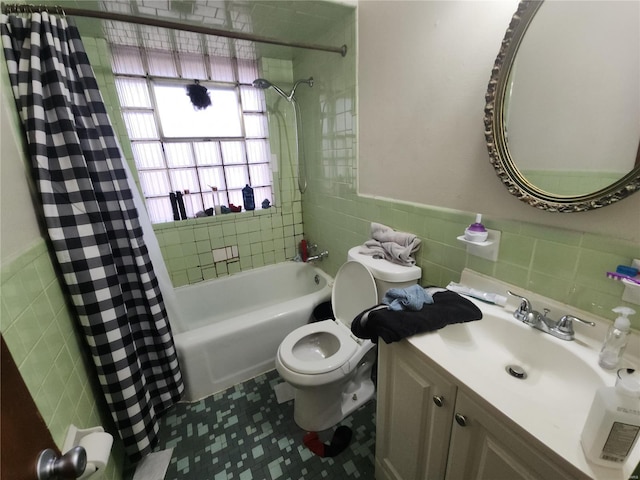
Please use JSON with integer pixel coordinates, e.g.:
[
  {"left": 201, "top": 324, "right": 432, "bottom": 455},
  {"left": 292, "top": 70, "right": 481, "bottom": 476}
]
[
  {"left": 252, "top": 77, "right": 313, "bottom": 102},
  {"left": 252, "top": 78, "right": 273, "bottom": 89}
]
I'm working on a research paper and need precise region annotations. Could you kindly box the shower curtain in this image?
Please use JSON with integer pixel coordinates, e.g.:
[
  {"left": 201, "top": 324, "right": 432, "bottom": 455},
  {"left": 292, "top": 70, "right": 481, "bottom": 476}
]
[{"left": 1, "top": 12, "right": 183, "bottom": 460}]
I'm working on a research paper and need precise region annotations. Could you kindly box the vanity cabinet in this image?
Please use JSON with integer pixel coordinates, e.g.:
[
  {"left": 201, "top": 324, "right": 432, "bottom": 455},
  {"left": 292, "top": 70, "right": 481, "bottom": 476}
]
[
  {"left": 375, "top": 340, "right": 456, "bottom": 480},
  {"left": 375, "top": 341, "right": 587, "bottom": 480}
]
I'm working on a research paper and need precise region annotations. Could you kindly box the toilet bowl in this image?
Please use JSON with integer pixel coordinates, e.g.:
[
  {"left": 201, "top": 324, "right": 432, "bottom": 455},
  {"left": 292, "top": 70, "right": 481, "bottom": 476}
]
[{"left": 276, "top": 247, "right": 421, "bottom": 431}]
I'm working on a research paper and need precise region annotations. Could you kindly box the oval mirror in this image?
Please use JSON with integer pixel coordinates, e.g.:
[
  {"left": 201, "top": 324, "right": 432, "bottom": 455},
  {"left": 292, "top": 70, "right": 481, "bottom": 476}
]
[{"left": 485, "top": 0, "right": 640, "bottom": 212}]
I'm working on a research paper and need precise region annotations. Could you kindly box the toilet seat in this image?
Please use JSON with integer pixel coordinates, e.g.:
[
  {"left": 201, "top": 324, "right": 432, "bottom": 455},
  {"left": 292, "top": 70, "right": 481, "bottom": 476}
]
[
  {"left": 278, "top": 320, "right": 357, "bottom": 375},
  {"left": 278, "top": 261, "right": 378, "bottom": 376}
]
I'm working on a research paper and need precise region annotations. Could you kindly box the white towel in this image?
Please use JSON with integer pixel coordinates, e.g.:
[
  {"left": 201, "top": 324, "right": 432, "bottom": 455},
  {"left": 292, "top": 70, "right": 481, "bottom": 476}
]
[
  {"left": 360, "top": 223, "right": 421, "bottom": 266},
  {"left": 370, "top": 222, "right": 417, "bottom": 246}
]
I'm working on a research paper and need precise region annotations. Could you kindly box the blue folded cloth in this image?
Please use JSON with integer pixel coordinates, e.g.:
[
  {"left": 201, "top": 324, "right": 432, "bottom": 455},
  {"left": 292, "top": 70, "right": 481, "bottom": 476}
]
[{"left": 383, "top": 285, "right": 434, "bottom": 311}]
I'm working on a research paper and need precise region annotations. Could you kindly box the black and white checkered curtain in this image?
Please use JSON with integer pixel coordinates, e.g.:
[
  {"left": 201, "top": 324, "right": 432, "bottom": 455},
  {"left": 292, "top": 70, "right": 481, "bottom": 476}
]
[{"left": 1, "top": 12, "right": 183, "bottom": 460}]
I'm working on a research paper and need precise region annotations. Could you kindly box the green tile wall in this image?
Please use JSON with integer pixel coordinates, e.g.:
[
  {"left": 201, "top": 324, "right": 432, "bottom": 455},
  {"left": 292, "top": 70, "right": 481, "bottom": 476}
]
[
  {"left": 80, "top": 5, "right": 640, "bottom": 332},
  {"left": 0, "top": 241, "right": 124, "bottom": 480},
  {"left": 153, "top": 204, "right": 302, "bottom": 286},
  {"left": 293, "top": 7, "right": 640, "bottom": 330}
]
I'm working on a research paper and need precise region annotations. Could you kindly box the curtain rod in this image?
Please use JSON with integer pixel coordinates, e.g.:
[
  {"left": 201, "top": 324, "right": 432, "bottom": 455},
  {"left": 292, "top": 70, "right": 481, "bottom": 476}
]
[{"left": 0, "top": 3, "right": 348, "bottom": 57}]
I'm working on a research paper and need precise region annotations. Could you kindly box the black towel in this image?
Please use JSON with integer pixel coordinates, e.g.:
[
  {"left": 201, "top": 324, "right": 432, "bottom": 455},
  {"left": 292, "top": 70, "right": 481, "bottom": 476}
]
[{"left": 351, "top": 290, "right": 482, "bottom": 344}]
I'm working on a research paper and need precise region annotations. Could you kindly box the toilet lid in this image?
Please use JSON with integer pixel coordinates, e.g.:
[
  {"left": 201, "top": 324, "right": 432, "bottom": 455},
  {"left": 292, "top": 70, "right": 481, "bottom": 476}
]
[{"left": 332, "top": 261, "right": 378, "bottom": 328}]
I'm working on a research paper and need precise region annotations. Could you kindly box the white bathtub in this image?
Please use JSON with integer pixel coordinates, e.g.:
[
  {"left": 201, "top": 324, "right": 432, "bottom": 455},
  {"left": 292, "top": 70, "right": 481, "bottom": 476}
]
[{"left": 171, "top": 262, "right": 333, "bottom": 401}]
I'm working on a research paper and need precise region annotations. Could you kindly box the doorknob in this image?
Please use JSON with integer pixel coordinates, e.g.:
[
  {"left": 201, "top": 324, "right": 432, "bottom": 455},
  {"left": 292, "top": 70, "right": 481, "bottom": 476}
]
[{"left": 37, "top": 446, "right": 87, "bottom": 480}]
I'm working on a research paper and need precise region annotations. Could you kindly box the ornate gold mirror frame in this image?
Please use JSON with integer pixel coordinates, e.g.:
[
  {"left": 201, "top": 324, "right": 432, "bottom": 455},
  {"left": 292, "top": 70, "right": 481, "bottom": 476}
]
[{"left": 484, "top": 0, "right": 640, "bottom": 212}]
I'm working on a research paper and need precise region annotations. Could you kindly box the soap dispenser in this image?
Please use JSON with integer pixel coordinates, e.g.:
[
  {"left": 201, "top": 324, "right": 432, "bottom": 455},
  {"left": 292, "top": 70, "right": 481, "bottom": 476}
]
[
  {"left": 464, "top": 214, "right": 488, "bottom": 243},
  {"left": 598, "top": 307, "right": 635, "bottom": 370},
  {"left": 580, "top": 369, "right": 640, "bottom": 467}
]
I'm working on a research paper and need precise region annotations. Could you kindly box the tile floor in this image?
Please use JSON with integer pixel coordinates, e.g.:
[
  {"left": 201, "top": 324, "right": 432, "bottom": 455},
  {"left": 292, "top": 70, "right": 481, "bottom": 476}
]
[{"left": 142, "top": 369, "right": 376, "bottom": 480}]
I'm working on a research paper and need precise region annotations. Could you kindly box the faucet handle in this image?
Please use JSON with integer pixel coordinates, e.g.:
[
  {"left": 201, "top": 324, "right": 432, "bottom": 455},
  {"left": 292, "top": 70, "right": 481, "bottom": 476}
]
[
  {"left": 555, "top": 315, "right": 595, "bottom": 336},
  {"left": 507, "top": 291, "right": 532, "bottom": 319}
]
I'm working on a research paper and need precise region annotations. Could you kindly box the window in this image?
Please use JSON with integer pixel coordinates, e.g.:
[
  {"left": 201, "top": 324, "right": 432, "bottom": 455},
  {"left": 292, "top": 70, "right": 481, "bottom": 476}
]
[{"left": 110, "top": 45, "right": 272, "bottom": 224}]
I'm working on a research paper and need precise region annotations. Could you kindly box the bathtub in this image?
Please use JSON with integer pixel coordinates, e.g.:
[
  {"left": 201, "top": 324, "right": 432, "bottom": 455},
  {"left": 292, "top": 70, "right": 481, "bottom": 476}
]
[{"left": 171, "top": 262, "right": 333, "bottom": 402}]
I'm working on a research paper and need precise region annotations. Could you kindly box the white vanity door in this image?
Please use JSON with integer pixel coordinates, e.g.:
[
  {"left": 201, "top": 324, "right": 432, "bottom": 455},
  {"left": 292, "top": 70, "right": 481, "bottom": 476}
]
[
  {"left": 375, "top": 341, "right": 457, "bottom": 480},
  {"left": 445, "top": 390, "right": 588, "bottom": 480}
]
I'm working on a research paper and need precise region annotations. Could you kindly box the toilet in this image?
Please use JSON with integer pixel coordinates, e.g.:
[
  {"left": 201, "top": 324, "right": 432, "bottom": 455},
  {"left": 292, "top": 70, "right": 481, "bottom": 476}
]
[{"left": 276, "top": 247, "right": 422, "bottom": 431}]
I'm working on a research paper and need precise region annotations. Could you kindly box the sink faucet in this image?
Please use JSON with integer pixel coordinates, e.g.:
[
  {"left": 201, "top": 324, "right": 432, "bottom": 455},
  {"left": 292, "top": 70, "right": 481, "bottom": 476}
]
[
  {"left": 508, "top": 291, "right": 537, "bottom": 325},
  {"left": 552, "top": 315, "right": 596, "bottom": 341},
  {"left": 507, "top": 291, "right": 595, "bottom": 341}
]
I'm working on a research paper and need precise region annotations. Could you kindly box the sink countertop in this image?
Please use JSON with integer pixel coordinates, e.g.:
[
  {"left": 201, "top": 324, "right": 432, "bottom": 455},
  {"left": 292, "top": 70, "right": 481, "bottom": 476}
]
[{"left": 406, "top": 269, "right": 640, "bottom": 480}]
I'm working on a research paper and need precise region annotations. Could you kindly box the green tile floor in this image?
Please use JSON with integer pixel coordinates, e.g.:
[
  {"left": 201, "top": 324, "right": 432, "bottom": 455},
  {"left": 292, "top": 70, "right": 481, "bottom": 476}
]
[{"left": 131, "top": 369, "right": 376, "bottom": 480}]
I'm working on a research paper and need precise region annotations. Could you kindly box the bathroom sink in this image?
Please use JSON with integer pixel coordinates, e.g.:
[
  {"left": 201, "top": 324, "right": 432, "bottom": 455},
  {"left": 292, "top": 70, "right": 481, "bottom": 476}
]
[
  {"left": 406, "top": 297, "right": 624, "bottom": 471},
  {"left": 404, "top": 270, "right": 640, "bottom": 479},
  {"left": 435, "top": 305, "right": 609, "bottom": 409}
]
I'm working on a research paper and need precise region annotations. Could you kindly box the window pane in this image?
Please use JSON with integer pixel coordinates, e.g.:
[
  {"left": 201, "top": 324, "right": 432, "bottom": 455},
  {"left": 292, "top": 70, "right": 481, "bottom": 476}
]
[
  {"left": 123, "top": 112, "right": 158, "bottom": 139},
  {"left": 240, "top": 86, "right": 265, "bottom": 112},
  {"left": 147, "top": 49, "right": 178, "bottom": 77},
  {"left": 220, "top": 141, "right": 246, "bottom": 165},
  {"left": 228, "top": 189, "right": 243, "bottom": 207},
  {"left": 180, "top": 53, "right": 207, "bottom": 79},
  {"left": 169, "top": 168, "right": 200, "bottom": 193},
  {"left": 225, "top": 165, "right": 249, "bottom": 189},
  {"left": 164, "top": 143, "right": 195, "bottom": 167},
  {"left": 146, "top": 197, "right": 174, "bottom": 224},
  {"left": 249, "top": 164, "right": 271, "bottom": 186},
  {"left": 110, "top": 45, "right": 145, "bottom": 75},
  {"left": 206, "top": 37, "right": 230, "bottom": 58},
  {"left": 210, "top": 56, "right": 235, "bottom": 82},
  {"left": 235, "top": 40, "right": 257, "bottom": 61},
  {"left": 104, "top": 20, "right": 137, "bottom": 46},
  {"left": 181, "top": 192, "right": 203, "bottom": 219},
  {"left": 197, "top": 166, "right": 226, "bottom": 191},
  {"left": 253, "top": 186, "right": 272, "bottom": 206},
  {"left": 194, "top": 142, "right": 222, "bottom": 165},
  {"left": 175, "top": 31, "right": 202, "bottom": 54},
  {"left": 246, "top": 139, "right": 270, "bottom": 163},
  {"left": 200, "top": 192, "right": 216, "bottom": 211},
  {"left": 115, "top": 78, "right": 151, "bottom": 108},
  {"left": 132, "top": 142, "right": 164, "bottom": 169},
  {"left": 244, "top": 114, "right": 267, "bottom": 138},
  {"left": 141, "top": 27, "right": 172, "bottom": 52},
  {"left": 236, "top": 58, "right": 258, "bottom": 84},
  {"left": 154, "top": 84, "right": 242, "bottom": 138},
  {"left": 139, "top": 170, "right": 171, "bottom": 197}
]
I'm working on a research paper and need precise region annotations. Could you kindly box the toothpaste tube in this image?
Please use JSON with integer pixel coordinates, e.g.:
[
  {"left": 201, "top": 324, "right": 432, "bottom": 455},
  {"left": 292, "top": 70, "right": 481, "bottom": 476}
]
[{"left": 446, "top": 282, "right": 508, "bottom": 306}]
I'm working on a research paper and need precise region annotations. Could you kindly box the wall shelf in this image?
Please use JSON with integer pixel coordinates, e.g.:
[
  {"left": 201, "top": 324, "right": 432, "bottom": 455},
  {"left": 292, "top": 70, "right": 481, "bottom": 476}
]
[
  {"left": 621, "top": 258, "right": 640, "bottom": 305},
  {"left": 456, "top": 236, "right": 494, "bottom": 247},
  {"left": 456, "top": 229, "right": 501, "bottom": 262}
]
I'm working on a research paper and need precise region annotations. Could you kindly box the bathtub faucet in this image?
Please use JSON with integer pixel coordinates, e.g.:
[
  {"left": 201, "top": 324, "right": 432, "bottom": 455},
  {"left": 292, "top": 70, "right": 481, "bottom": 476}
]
[{"left": 306, "top": 250, "right": 329, "bottom": 262}]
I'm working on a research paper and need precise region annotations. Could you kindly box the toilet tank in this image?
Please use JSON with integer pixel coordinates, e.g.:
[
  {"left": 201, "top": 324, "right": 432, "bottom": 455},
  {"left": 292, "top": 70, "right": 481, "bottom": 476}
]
[{"left": 347, "top": 247, "right": 422, "bottom": 302}]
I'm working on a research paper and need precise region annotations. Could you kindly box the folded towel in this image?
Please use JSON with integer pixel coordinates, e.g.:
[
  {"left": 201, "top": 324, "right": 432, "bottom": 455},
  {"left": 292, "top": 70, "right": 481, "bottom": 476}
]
[
  {"left": 359, "top": 222, "right": 421, "bottom": 266},
  {"left": 370, "top": 222, "right": 417, "bottom": 246},
  {"left": 351, "top": 290, "right": 482, "bottom": 344},
  {"left": 383, "top": 285, "right": 434, "bottom": 311}
]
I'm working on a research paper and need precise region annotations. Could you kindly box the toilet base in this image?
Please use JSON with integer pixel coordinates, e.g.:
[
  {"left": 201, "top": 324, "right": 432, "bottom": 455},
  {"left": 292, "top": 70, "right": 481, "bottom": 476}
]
[
  {"left": 293, "top": 379, "right": 376, "bottom": 432},
  {"left": 292, "top": 351, "right": 377, "bottom": 432}
]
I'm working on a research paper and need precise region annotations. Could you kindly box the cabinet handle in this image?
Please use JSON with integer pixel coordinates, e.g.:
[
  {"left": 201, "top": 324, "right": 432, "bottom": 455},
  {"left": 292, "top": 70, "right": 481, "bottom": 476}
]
[
  {"left": 455, "top": 413, "right": 468, "bottom": 427},
  {"left": 432, "top": 395, "right": 444, "bottom": 407}
]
